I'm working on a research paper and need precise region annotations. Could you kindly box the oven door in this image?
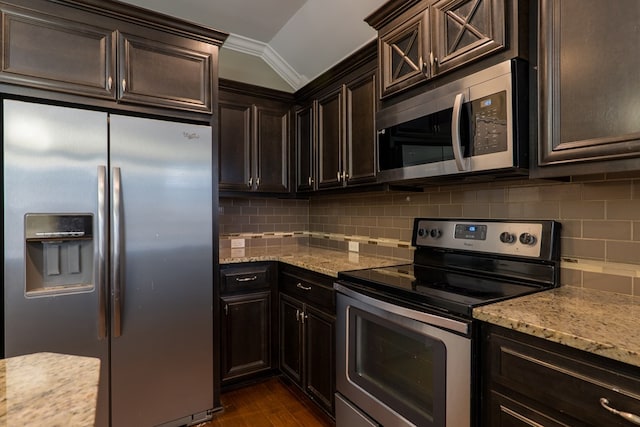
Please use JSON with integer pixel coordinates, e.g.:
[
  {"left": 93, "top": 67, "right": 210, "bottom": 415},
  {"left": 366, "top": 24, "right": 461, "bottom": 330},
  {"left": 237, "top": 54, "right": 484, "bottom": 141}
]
[{"left": 335, "top": 283, "right": 471, "bottom": 427}]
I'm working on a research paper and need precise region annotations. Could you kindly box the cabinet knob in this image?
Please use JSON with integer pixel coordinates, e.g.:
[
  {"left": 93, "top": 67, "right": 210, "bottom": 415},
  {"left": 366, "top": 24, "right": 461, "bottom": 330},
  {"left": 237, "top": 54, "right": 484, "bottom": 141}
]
[
  {"left": 342, "top": 171, "right": 348, "bottom": 181},
  {"left": 308, "top": 176, "right": 313, "bottom": 186},
  {"left": 107, "top": 76, "right": 113, "bottom": 91},
  {"left": 248, "top": 177, "right": 253, "bottom": 188},
  {"left": 337, "top": 171, "right": 341, "bottom": 182},
  {"left": 121, "top": 79, "right": 127, "bottom": 93},
  {"left": 420, "top": 56, "right": 429, "bottom": 76},
  {"left": 256, "top": 177, "right": 260, "bottom": 188}
]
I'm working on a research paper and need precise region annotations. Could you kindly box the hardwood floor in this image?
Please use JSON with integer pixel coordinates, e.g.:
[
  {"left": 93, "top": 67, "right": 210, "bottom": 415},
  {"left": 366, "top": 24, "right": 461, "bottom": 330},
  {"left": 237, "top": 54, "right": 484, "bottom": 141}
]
[{"left": 200, "top": 377, "right": 335, "bottom": 427}]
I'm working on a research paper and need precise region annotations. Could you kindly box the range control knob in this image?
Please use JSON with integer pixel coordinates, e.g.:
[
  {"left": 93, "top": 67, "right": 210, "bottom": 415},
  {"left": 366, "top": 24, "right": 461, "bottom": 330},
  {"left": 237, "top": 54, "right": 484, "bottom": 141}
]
[
  {"left": 418, "top": 228, "right": 428, "bottom": 237},
  {"left": 499, "top": 232, "right": 516, "bottom": 244},
  {"left": 519, "top": 232, "right": 537, "bottom": 246},
  {"left": 430, "top": 228, "right": 441, "bottom": 239}
]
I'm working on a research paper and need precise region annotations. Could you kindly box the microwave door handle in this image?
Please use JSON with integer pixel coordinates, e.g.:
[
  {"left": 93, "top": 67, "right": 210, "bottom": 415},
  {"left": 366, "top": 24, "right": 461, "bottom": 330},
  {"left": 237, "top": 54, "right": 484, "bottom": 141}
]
[{"left": 452, "top": 92, "right": 470, "bottom": 171}]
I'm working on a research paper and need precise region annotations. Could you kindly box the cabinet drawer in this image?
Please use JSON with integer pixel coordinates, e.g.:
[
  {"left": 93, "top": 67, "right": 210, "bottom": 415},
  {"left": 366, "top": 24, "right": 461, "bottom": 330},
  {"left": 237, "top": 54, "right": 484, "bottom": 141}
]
[
  {"left": 280, "top": 271, "right": 335, "bottom": 313},
  {"left": 489, "top": 331, "right": 640, "bottom": 426},
  {"left": 220, "top": 263, "right": 272, "bottom": 294}
]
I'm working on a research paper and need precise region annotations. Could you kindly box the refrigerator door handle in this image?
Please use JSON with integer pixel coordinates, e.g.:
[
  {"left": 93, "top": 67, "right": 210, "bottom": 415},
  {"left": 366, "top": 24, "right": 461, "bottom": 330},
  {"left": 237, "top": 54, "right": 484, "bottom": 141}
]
[
  {"left": 112, "top": 166, "right": 123, "bottom": 338},
  {"left": 97, "top": 166, "right": 108, "bottom": 339}
]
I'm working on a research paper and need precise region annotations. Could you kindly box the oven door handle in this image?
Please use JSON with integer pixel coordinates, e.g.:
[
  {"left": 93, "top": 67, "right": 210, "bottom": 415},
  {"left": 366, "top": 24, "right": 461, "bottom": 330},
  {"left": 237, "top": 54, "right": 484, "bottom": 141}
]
[{"left": 334, "top": 282, "right": 470, "bottom": 335}]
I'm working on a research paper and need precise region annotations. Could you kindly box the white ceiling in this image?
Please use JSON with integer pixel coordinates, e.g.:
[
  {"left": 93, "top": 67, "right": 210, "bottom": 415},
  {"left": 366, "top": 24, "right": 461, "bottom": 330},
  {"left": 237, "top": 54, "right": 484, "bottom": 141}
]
[{"left": 117, "top": 0, "right": 387, "bottom": 91}]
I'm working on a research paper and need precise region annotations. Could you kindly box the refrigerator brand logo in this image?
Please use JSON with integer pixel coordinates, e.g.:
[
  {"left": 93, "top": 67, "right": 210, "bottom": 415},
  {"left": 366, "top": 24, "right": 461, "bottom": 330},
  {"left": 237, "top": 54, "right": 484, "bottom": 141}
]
[{"left": 183, "top": 132, "right": 200, "bottom": 140}]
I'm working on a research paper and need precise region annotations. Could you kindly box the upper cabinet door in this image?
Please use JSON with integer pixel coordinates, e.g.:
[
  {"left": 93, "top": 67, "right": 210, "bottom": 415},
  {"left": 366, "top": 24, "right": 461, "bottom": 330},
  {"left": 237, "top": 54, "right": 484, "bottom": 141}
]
[
  {"left": 345, "top": 72, "right": 377, "bottom": 185},
  {"left": 0, "top": 4, "right": 115, "bottom": 99},
  {"left": 255, "top": 106, "right": 290, "bottom": 193},
  {"left": 219, "top": 100, "right": 252, "bottom": 191},
  {"left": 295, "top": 103, "right": 315, "bottom": 192},
  {"left": 535, "top": 0, "right": 640, "bottom": 177},
  {"left": 432, "top": 0, "right": 505, "bottom": 75},
  {"left": 379, "top": 6, "right": 430, "bottom": 98},
  {"left": 317, "top": 89, "right": 343, "bottom": 189},
  {"left": 117, "top": 31, "right": 214, "bottom": 113}
]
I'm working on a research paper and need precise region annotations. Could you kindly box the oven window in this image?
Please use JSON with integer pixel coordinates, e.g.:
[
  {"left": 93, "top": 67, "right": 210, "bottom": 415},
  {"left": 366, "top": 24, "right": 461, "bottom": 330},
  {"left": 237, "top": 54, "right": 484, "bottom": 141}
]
[{"left": 348, "top": 307, "right": 447, "bottom": 426}]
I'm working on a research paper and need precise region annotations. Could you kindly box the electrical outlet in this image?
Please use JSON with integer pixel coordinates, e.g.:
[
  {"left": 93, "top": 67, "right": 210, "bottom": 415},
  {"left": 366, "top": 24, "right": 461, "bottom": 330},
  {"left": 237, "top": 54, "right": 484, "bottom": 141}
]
[
  {"left": 231, "top": 238, "right": 245, "bottom": 248},
  {"left": 348, "top": 241, "right": 359, "bottom": 252}
]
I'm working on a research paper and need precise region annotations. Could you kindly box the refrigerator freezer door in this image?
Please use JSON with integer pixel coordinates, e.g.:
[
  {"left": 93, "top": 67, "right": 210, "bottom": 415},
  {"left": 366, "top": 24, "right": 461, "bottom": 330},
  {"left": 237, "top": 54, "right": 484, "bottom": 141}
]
[
  {"left": 109, "top": 115, "right": 214, "bottom": 426},
  {"left": 3, "top": 99, "right": 110, "bottom": 426}
]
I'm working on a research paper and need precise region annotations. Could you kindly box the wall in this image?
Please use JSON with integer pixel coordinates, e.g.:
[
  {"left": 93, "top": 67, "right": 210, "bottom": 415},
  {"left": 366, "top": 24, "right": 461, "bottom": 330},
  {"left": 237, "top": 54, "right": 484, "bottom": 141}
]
[{"left": 220, "top": 171, "right": 640, "bottom": 296}]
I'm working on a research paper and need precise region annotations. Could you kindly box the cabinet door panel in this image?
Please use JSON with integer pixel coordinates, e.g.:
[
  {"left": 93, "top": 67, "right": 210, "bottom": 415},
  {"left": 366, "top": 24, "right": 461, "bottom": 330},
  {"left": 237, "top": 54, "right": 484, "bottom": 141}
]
[
  {"left": 0, "top": 6, "right": 114, "bottom": 99},
  {"left": 295, "top": 104, "right": 314, "bottom": 192},
  {"left": 256, "top": 107, "right": 289, "bottom": 192},
  {"left": 379, "top": 6, "right": 430, "bottom": 98},
  {"left": 317, "top": 90, "right": 343, "bottom": 189},
  {"left": 305, "top": 305, "right": 335, "bottom": 415},
  {"left": 219, "top": 102, "right": 252, "bottom": 191},
  {"left": 280, "top": 294, "right": 303, "bottom": 385},
  {"left": 117, "top": 32, "right": 213, "bottom": 113},
  {"left": 221, "top": 292, "right": 271, "bottom": 381},
  {"left": 537, "top": 0, "right": 640, "bottom": 173},
  {"left": 346, "top": 73, "right": 377, "bottom": 185},
  {"left": 432, "top": 0, "right": 505, "bottom": 74}
]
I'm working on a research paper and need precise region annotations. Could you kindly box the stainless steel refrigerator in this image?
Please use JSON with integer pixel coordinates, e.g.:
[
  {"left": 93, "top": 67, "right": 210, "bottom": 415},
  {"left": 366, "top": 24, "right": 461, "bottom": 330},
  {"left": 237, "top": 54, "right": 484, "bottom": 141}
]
[{"left": 3, "top": 99, "right": 214, "bottom": 427}]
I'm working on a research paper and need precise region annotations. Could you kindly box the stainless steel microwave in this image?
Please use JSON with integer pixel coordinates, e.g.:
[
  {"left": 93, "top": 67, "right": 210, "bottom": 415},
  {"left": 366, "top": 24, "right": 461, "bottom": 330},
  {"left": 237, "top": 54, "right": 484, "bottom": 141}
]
[{"left": 376, "top": 59, "right": 528, "bottom": 183}]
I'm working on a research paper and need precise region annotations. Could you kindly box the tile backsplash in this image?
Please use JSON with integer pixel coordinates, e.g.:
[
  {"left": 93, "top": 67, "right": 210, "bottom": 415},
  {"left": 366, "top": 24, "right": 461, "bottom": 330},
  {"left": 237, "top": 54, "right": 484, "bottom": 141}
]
[{"left": 220, "top": 171, "right": 640, "bottom": 296}]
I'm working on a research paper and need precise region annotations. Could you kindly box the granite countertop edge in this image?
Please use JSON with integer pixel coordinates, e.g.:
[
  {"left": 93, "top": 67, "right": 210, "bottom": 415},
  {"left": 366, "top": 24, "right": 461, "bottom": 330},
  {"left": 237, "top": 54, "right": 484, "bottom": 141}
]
[
  {"left": 220, "top": 246, "right": 408, "bottom": 277},
  {"left": 473, "top": 286, "right": 640, "bottom": 368}
]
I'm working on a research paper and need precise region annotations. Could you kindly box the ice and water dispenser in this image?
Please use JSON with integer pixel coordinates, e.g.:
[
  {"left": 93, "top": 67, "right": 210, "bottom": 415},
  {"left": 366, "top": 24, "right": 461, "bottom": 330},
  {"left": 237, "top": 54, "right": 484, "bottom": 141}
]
[{"left": 25, "top": 214, "right": 94, "bottom": 296}]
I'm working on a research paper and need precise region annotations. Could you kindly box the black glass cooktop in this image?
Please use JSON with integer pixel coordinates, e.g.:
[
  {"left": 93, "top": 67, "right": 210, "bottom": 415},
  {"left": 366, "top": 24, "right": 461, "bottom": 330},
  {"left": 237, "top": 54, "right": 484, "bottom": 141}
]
[{"left": 338, "top": 263, "right": 547, "bottom": 317}]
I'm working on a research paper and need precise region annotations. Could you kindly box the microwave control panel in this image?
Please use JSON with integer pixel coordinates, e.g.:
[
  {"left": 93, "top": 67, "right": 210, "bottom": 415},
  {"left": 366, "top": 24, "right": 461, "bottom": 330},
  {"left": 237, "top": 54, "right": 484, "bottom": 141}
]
[{"left": 471, "top": 90, "right": 507, "bottom": 155}]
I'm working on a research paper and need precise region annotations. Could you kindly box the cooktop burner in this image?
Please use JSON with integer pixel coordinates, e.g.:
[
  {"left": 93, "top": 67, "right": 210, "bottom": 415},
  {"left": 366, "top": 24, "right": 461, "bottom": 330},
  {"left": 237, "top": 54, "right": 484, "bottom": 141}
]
[{"left": 338, "top": 218, "right": 561, "bottom": 318}]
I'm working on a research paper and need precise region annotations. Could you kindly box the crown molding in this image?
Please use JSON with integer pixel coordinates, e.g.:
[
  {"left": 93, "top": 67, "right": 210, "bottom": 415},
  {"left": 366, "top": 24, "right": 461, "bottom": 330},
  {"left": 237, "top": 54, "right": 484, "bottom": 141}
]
[{"left": 222, "top": 33, "right": 309, "bottom": 90}]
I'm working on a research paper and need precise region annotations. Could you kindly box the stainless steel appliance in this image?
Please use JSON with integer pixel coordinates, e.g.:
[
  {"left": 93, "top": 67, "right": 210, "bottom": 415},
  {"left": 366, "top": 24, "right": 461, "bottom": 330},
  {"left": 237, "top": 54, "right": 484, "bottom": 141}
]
[
  {"left": 335, "top": 218, "right": 561, "bottom": 427},
  {"left": 376, "top": 59, "right": 528, "bottom": 183},
  {"left": 3, "top": 99, "right": 214, "bottom": 427}
]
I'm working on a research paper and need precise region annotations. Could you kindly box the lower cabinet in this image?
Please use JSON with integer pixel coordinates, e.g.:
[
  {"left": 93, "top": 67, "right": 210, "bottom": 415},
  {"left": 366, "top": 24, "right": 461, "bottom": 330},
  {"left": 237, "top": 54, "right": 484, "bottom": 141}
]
[
  {"left": 279, "top": 266, "right": 336, "bottom": 416},
  {"left": 481, "top": 323, "right": 640, "bottom": 426},
  {"left": 219, "top": 262, "right": 276, "bottom": 385},
  {"left": 220, "top": 291, "right": 271, "bottom": 382}
]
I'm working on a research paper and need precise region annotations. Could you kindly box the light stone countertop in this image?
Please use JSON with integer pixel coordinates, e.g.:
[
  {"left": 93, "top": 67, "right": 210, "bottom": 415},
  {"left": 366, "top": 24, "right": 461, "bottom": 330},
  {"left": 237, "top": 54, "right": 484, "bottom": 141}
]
[
  {"left": 220, "top": 245, "right": 408, "bottom": 277},
  {"left": 473, "top": 286, "right": 640, "bottom": 368},
  {"left": 0, "top": 352, "right": 100, "bottom": 426}
]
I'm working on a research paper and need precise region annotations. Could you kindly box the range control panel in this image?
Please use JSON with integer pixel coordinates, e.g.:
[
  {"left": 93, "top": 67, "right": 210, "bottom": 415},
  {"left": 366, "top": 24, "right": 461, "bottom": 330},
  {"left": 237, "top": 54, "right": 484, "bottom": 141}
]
[{"left": 414, "top": 219, "right": 546, "bottom": 258}]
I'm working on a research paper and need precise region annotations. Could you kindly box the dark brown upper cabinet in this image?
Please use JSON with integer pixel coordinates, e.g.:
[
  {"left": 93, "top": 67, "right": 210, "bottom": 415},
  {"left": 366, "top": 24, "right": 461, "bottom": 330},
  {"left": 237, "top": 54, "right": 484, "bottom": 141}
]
[
  {"left": 116, "top": 31, "right": 213, "bottom": 113},
  {"left": 316, "top": 71, "right": 377, "bottom": 190},
  {"left": 378, "top": 4, "right": 430, "bottom": 98},
  {"left": 533, "top": 0, "right": 640, "bottom": 178},
  {"left": 432, "top": 0, "right": 505, "bottom": 75},
  {"left": 295, "top": 42, "right": 378, "bottom": 193},
  {"left": 218, "top": 80, "right": 292, "bottom": 193},
  {"left": 295, "top": 102, "right": 315, "bottom": 192},
  {"left": 367, "top": 0, "right": 507, "bottom": 99},
  {"left": 0, "top": 0, "right": 224, "bottom": 114}
]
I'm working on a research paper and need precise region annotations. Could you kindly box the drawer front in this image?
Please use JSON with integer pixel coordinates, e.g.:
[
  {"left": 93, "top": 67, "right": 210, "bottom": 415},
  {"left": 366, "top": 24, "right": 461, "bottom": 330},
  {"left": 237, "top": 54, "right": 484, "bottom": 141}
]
[
  {"left": 280, "top": 271, "right": 335, "bottom": 313},
  {"left": 489, "top": 331, "right": 640, "bottom": 426},
  {"left": 220, "top": 263, "right": 272, "bottom": 294}
]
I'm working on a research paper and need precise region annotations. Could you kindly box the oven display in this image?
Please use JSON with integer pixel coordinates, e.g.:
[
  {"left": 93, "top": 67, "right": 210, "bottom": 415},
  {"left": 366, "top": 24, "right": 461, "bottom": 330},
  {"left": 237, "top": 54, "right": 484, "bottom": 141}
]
[{"left": 455, "top": 224, "right": 487, "bottom": 240}]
